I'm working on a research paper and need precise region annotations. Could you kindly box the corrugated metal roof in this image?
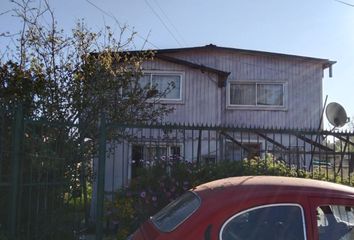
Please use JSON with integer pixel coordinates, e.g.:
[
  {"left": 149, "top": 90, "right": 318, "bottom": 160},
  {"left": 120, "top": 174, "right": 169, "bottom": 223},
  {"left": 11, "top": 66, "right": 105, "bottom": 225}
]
[{"left": 153, "top": 44, "right": 336, "bottom": 69}]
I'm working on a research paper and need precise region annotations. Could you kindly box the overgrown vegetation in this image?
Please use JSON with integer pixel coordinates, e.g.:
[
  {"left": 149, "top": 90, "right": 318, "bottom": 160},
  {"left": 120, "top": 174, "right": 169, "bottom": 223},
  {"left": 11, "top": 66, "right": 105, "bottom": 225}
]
[
  {"left": 0, "top": 0, "right": 175, "bottom": 239},
  {"left": 106, "top": 153, "right": 354, "bottom": 240},
  {"left": 107, "top": 156, "right": 310, "bottom": 239}
]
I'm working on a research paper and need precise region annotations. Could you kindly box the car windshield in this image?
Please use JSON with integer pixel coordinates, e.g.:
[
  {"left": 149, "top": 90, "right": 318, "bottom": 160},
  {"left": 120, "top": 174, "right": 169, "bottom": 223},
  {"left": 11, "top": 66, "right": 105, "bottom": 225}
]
[{"left": 151, "top": 191, "right": 201, "bottom": 232}]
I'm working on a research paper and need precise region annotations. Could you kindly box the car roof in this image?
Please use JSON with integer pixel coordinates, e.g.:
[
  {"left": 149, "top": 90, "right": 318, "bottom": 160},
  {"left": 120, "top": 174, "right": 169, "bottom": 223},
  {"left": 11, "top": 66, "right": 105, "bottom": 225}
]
[{"left": 193, "top": 176, "right": 354, "bottom": 200}]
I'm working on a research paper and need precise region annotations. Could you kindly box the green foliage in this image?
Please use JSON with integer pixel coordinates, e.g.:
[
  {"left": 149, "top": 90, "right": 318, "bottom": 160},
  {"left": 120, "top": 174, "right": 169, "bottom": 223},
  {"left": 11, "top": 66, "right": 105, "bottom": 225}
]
[
  {"left": 0, "top": 231, "right": 8, "bottom": 240},
  {"left": 108, "top": 158, "right": 310, "bottom": 239},
  {"left": 0, "top": 1, "right": 174, "bottom": 129},
  {"left": 107, "top": 156, "right": 353, "bottom": 240},
  {"left": 0, "top": 61, "right": 45, "bottom": 116},
  {"left": 0, "top": 1, "right": 174, "bottom": 239}
]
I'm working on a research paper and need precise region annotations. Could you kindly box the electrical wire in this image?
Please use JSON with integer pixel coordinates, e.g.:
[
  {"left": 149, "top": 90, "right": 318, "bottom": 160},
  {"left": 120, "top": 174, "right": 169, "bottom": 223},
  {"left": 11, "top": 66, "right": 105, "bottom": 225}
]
[
  {"left": 85, "top": 0, "right": 328, "bottom": 79},
  {"left": 334, "top": 0, "right": 354, "bottom": 7},
  {"left": 143, "top": 0, "right": 183, "bottom": 47},
  {"left": 150, "top": 0, "right": 188, "bottom": 46},
  {"left": 85, "top": 0, "right": 159, "bottom": 49}
]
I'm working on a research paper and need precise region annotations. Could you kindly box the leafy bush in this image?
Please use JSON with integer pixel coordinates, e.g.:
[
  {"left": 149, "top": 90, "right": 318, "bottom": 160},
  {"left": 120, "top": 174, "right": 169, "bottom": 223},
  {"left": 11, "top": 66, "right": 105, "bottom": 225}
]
[
  {"left": 0, "top": 229, "right": 8, "bottom": 240},
  {"left": 107, "top": 156, "right": 310, "bottom": 239}
]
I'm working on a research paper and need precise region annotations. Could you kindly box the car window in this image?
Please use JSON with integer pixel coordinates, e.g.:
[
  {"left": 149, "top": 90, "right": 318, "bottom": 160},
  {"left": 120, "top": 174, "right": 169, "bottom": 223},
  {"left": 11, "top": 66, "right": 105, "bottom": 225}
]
[
  {"left": 317, "top": 205, "right": 354, "bottom": 240},
  {"left": 220, "top": 204, "right": 306, "bottom": 240},
  {"left": 150, "top": 191, "right": 201, "bottom": 232}
]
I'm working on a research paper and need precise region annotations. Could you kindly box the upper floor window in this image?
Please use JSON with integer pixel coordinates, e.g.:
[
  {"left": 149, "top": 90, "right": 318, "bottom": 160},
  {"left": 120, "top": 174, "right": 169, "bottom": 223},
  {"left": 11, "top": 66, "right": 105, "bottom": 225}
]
[
  {"left": 228, "top": 81, "right": 286, "bottom": 109},
  {"left": 141, "top": 72, "right": 183, "bottom": 101}
]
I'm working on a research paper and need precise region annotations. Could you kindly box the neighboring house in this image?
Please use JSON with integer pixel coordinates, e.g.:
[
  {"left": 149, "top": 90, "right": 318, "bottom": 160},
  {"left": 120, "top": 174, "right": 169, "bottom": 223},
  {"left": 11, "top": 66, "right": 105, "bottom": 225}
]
[{"left": 96, "top": 44, "right": 335, "bottom": 195}]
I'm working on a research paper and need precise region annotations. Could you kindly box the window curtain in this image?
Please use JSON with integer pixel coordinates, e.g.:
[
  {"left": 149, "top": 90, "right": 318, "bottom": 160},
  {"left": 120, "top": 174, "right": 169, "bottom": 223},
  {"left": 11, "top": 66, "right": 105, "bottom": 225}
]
[
  {"left": 257, "top": 84, "right": 283, "bottom": 106},
  {"left": 230, "top": 84, "right": 256, "bottom": 105}
]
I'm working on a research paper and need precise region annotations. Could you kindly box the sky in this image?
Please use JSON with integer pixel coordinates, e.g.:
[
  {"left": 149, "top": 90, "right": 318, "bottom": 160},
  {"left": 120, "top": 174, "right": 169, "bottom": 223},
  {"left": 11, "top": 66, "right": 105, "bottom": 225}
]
[{"left": 1, "top": 0, "right": 354, "bottom": 129}]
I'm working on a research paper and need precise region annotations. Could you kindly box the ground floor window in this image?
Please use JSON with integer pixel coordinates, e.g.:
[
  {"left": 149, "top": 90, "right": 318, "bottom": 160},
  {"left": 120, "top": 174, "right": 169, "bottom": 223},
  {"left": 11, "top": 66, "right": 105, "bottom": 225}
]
[
  {"left": 131, "top": 144, "right": 182, "bottom": 178},
  {"left": 225, "top": 141, "right": 262, "bottom": 160}
]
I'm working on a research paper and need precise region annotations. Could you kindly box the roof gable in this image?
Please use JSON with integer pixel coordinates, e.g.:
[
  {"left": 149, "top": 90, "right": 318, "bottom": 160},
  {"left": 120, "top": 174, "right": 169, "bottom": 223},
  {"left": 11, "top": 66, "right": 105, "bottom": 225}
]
[{"left": 154, "top": 44, "right": 336, "bottom": 70}]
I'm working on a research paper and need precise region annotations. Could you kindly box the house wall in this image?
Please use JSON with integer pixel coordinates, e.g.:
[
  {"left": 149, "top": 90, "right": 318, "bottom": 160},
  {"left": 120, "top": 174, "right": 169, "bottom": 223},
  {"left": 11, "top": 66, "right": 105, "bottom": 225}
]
[
  {"left": 93, "top": 128, "right": 324, "bottom": 196},
  {"left": 158, "top": 49, "right": 324, "bottom": 130},
  {"left": 143, "top": 59, "right": 223, "bottom": 124},
  {"left": 97, "top": 49, "right": 328, "bottom": 191}
]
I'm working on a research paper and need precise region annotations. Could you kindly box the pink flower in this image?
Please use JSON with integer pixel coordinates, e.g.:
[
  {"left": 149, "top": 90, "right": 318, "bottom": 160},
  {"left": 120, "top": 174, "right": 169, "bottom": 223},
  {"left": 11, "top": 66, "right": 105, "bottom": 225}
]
[{"left": 140, "top": 191, "right": 146, "bottom": 198}]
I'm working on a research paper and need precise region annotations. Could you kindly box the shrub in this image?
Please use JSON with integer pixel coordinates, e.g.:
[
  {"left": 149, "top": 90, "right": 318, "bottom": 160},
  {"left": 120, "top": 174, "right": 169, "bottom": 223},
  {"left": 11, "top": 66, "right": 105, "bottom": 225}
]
[{"left": 107, "top": 157, "right": 311, "bottom": 239}]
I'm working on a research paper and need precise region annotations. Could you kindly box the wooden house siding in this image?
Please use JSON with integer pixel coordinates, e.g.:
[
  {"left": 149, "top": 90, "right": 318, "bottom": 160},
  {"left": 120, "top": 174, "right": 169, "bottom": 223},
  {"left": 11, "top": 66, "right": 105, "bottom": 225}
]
[
  {"left": 149, "top": 49, "right": 326, "bottom": 129},
  {"left": 143, "top": 59, "right": 222, "bottom": 124}
]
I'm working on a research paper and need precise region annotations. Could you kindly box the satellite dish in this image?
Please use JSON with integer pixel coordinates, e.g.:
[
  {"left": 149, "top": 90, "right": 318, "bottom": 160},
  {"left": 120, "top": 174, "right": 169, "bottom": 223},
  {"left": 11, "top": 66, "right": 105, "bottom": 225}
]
[{"left": 325, "top": 102, "right": 349, "bottom": 128}]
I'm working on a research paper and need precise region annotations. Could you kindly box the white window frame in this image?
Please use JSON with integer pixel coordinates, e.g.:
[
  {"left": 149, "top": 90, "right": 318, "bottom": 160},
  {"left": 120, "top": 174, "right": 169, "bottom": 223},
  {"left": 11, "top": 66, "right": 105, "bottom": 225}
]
[
  {"left": 142, "top": 71, "right": 184, "bottom": 103},
  {"left": 219, "top": 203, "right": 307, "bottom": 240},
  {"left": 226, "top": 81, "right": 288, "bottom": 110},
  {"left": 132, "top": 142, "right": 183, "bottom": 162}
]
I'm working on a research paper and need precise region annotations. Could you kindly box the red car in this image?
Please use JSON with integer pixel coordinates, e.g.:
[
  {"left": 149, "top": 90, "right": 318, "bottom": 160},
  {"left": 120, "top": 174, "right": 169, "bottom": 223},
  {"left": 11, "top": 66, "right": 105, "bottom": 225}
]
[{"left": 128, "top": 176, "right": 354, "bottom": 240}]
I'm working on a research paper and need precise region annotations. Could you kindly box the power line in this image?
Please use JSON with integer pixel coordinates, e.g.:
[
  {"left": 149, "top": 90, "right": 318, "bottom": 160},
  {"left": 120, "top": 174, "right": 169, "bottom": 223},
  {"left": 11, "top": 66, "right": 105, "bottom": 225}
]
[
  {"left": 0, "top": 10, "right": 11, "bottom": 16},
  {"left": 143, "top": 0, "right": 183, "bottom": 47},
  {"left": 150, "top": 0, "right": 188, "bottom": 46},
  {"left": 85, "top": 0, "right": 315, "bottom": 80},
  {"left": 85, "top": 0, "right": 159, "bottom": 49},
  {"left": 85, "top": 0, "right": 122, "bottom": 29},
  {"left": 334, "top": 0, "right": 354, "bottom": 7}
]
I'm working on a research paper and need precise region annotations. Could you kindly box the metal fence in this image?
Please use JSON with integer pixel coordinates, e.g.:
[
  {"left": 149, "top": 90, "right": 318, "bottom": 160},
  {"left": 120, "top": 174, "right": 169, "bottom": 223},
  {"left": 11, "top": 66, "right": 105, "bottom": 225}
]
[
  {"left": 102, "top": 123, "right": 354, "bottom": 194},
  {"left": 1, "top": 106, "right": 354, "bottom": 240},
  {"left": 0, "top": 106, "right": 91, "bottom": 240}
]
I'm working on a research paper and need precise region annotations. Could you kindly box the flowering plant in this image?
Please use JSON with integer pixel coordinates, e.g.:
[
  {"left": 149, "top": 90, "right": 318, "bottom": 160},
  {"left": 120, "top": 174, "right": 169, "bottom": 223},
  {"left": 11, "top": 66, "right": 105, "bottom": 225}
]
[{"left": 108, "top": 156, "right": 307, "bottom": 239}]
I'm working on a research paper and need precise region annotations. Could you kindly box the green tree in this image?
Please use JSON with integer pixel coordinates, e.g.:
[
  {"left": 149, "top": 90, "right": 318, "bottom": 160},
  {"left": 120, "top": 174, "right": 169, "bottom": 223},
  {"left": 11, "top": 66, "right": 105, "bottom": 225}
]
[
  {"left": 0, "top": 1, "right": 174, "bottom": 238},
  {"left": 1, "top": 0, "right": 173, "bottom": 127}
]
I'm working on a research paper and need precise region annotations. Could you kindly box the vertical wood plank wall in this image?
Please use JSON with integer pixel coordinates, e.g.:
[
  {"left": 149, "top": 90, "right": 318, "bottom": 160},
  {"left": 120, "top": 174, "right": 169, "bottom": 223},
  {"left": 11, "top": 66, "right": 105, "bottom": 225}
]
[{"left": 143, "top": 49, "right": 326, "bottom": 130}]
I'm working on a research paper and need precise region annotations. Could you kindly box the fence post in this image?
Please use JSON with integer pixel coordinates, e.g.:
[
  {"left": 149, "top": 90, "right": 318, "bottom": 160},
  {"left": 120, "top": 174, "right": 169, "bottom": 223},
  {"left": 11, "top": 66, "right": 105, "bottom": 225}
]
[
  {"left": 96, "top": 112, "right": 107, "bottom": 240},
  {"left": 197, "top": 129, "right": 202, "bottom": 164},
  {"left": 79, "top": 121, "right": 89, "bottom": 228},
  {"left": 8, "top": 105, "right": 23, "bottom": 240}
]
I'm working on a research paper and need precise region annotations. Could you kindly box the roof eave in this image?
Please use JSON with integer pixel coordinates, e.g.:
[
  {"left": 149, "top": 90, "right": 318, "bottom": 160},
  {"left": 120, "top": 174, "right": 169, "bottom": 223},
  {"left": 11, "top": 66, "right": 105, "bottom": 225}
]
[
  {"left": 155, "top": 54, "right": 230, "bottom": 88},
  {"left": 153, "top": 44, "right": 336, "bottom": 67}
]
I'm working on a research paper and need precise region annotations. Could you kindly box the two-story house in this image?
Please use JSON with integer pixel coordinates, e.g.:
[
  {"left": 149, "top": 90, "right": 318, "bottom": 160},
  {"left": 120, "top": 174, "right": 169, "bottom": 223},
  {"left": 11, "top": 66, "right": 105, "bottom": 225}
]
[{"left": 99, "top": 44, "right": 335, "bottom": 192}]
